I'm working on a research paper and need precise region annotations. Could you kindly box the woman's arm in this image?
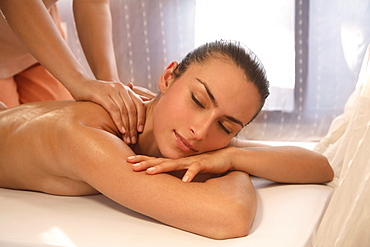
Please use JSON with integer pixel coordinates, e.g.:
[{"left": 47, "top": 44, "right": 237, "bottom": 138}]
[
  {"left": 72, "top": 0, "right": 146, "bottom": 143},
  {"left": 0, "top": 0, "right": 145, "bottom": 142},
  {"left": 229, "top": 145, "right": 333, "bottom": 183},
  {"left": 73, "top": 0, "right": 118, "bottom": 82},
  {"left": 62, "top": 122, "right": 256, "bottom": 240},
  {"left": 128, "top": 142, "right": 334, "bottom": 184},
  {"left": 0, "top": 0, "right": 88, "bottom": 87}
]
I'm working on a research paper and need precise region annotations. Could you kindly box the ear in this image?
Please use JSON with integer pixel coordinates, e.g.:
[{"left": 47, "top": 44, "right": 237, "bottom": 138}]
[{"left": 158, "top": 61, "right": 178, "bottom": 93}]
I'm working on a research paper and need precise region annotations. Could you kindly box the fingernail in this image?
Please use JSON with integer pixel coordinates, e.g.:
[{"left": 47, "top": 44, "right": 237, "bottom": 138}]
[
  {"left": 126, "top": 137, "right": 131, "bottom": 144},
  {"left": 121, "top": 127, "right": 126, "bottom": 134},
  {"left": 132, "top": 163, "right": 141, "bottom": 167},
  {"left": 182, "top": 175, "right": 189, "bottom": 183},
  {"left": 127, "top": 156, "right": 136, "bottom": 160},
  {"left": 147, "top": 167, "right": 156, "bottom": 172},
  {"left": 138, "top": 125, "right": 144, "bottom": 132},
  {"left": 131, "top": 136, "right": 137, "bottom": 144}
]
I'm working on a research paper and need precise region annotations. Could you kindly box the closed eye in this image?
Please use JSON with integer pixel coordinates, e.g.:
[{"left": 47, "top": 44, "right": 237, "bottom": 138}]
[
  {"left": 218, "top": 121, "right": 232, "bottom": 135},
  {"left": 191, "top": 93, "right": 205, "bottom": 108}
]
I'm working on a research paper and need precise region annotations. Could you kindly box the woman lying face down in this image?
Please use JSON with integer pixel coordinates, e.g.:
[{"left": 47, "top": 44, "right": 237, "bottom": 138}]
[
  {"left": 131, "top": 41, "right": 267, "bottom": 159},
  {"left": 0, "top": 41, "right": 333, "bottom": 239}
]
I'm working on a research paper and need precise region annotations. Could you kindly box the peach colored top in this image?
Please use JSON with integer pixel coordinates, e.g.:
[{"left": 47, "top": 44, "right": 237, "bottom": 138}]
[{"left": 0, "top": 0, "right": 61, "bottom": 79}]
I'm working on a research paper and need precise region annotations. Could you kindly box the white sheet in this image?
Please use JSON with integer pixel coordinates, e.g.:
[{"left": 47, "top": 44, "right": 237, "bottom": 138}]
[{"left": 0, "top": 175, "right": 332, "bottom": 247}]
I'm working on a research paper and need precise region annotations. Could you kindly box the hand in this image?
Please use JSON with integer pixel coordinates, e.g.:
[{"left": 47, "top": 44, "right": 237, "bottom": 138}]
[
  {"left": 126, "top": 82, "right": 157, "bottom": 101},
  {"left": 127, "top": 148, "right": 235, "bottom": 182},
  {"left": 70, "top": 79, "right": 146, "bottom": 144}
]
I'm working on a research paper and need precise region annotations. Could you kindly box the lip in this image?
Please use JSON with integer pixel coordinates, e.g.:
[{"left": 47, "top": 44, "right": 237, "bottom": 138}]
[{"left": 174, "top": 131, "right": 198, "bottom": 153}]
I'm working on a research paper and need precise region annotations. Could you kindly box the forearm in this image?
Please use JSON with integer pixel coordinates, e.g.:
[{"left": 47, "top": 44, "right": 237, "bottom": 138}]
[
  {"left": 229, "top": 146, "right": 334, "bottom": 183},
  {"left": 73, "top": 0, "right": 120, "bottom": 82},
  {"left": 0, "top": 0, "right": 91, "bottom": 90},
  {"left": 69, "top": 125, "right": 255, "bottom": 239},
  {"left": 121, "top": 171, "right": 256, "bottom": 240}
]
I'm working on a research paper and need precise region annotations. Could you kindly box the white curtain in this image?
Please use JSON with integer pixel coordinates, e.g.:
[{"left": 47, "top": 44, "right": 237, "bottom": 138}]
[
  {"left": 194, "top": 0, "right": 296, "bottom": 112},
  {"left": 241, "top": 0, "right": 370, "bottom": 141},
  {"left": 59, "top": 0, "right": 370, "bottom": 142},
  {"left": 58, "top": 0, "right": 195, "bottom": 93},
  {"left": 313, "top": 44, "right": 370, "bottom": 247}
]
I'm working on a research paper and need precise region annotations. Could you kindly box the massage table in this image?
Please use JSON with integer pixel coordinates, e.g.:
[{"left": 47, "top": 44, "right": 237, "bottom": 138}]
[{"left": 0, "top": 142, "right": 333, "bottom": 247}]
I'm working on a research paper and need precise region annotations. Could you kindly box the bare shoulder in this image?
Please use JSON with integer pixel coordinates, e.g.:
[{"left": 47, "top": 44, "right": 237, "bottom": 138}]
[
  {"left": 0, "top": 101, "right": 131, "bottom": 195},
  {"left": 0, "top": 100, "right": 119, "bottom": 133},
  {"left": 65, "top": 101, "right": 121, "bottom": 134}
]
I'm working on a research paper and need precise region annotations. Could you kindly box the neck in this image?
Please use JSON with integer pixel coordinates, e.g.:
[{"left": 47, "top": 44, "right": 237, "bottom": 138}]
[{"left": 129, "top": 99, "right": 162, "bottom": 157}]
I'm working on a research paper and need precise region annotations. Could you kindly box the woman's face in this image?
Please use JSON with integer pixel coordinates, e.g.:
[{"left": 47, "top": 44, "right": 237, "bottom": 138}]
[{"left": 153, "top": 58, "right": 261, "bottom": 159}]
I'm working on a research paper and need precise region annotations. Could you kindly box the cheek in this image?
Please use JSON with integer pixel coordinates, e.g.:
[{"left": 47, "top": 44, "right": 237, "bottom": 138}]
[
  {"left": 152, "top": 92, "right": 189, "bottom": 138},
  {"left": 201, "top": 126, "right": 232, "bottom": 152}
]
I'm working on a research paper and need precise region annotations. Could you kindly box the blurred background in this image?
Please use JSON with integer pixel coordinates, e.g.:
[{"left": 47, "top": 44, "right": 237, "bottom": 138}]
[{"left": 58, "top": 0, "right": 370, "bottom": 142}]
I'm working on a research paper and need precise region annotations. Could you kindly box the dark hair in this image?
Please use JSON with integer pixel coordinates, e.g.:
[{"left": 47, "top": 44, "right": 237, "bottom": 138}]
[{"left": 173, "top": 40, "right": 270, "bottom": 124}]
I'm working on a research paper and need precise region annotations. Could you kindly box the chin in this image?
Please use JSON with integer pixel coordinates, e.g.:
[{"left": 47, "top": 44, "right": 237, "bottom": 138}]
[
  {"left": 160, "top": 151, "right": 185, "bottom": 159},
  {"left": 158, "top": 147, "right": 188, "bottom": 159}
]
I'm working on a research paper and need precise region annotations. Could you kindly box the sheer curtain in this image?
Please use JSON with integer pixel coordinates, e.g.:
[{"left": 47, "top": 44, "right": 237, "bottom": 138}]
[
  {"left": 195, "top": 0, "right": 295, "bottom": 112},
  {"left": 58, "top": 0, "right": 196, "bottom": 93},
  {"left": 313, "top": 43, "right": 370, "bottom": 247},
  {"left": 58, "top": 0, "right": 370, "bottom": 142},
  {"left": 194, "top": 0, "right": 296, "bottom": 112},
  {"left": 242, "top": 0, "right": 370, "bottom": 141}
]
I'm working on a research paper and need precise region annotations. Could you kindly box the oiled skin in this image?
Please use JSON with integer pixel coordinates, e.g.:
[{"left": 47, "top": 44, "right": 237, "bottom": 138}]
[
  {"left": 0, "top": 100, "right": 117, "bottom": 195},
  {"left": 0, "top": 100, "right": 256, "bottom": 240}
]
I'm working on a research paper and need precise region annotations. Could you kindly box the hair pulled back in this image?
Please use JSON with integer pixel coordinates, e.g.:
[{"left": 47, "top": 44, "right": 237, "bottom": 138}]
[{"left": 173, "top": 40, "right": 270, "bottom": 122}]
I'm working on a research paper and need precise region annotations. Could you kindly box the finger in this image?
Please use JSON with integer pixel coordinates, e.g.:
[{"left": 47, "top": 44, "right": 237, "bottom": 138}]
[
  {"left": 108, "top": 84, "right": 134, "bottom": 143},
  {"left": 127, "top": 155, "right": 153, "bottom": 163},
  {"left": 129, "top": 90, "right": 146, "bottom": 133},
  {"left": 126, "top": 82, "right": 134, "bottom": 89},
  {"left": 119, "top": 88, "right": 138, "bottom": 144},
  {"left": 140, "top": 95, "right": 151, "bottom": 102},
  {"left": 131, "top": 85, "right": 157, "bottom": 100},
  {"left": 111, "top": 95, "right": 131, "bottom": 142},
  {"left": 145, "top": 160, "right": 189, "bottom": 175},
  {"left": 131, "top": 158, "right": 167, "bottom": 172},
  {"left": 182, "top": 162, "right": 202, "bottom": 182},
  {"left": 98, "top": 95, "right": 126, "bottom": 135}
]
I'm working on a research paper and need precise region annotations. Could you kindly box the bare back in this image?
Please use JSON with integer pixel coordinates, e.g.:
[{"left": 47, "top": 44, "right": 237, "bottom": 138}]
[
  {"left": 0, "top": 100, "right": 259, "bottom": 239},
  {"left": 0, "top": 100, "right": 127, "bottom": 195}
]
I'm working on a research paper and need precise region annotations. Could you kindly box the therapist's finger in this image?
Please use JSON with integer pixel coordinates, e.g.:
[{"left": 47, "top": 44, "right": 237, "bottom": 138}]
[
  {"left": 119, "top": 89, "right": 138, "bottom": 144},
  {"left": 98, "top": 93, "right": 126, "bottom": 135},
  {"left": 128, "top": 90, "right": 146, "bottom": 133}
]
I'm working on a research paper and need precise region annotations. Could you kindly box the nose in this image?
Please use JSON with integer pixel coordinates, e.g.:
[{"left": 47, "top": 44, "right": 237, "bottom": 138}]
[{"left": 189, "top": 115, "right": 213, "bottom": 141}]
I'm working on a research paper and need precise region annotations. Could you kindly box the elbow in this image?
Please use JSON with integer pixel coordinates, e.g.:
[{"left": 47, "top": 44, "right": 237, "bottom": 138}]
[
  {"left": 204, "top": 196, "right": 256, "bottom": 240},
  {"left": 219, "top": 214, "right": 252, "bottom": 240},
  {"left": 195, "top": 171, "right": 257, "bottom": 240},
  {"left": 320, "top": 155, "right": 334, "bottom": 183},
  {"left": 208, "top": 203, "right": 254, "bottom": 240}
]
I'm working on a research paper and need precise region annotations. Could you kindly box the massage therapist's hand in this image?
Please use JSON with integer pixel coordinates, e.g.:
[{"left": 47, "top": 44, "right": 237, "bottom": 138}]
[
  {"left": 126, "top": 82, "right": 157, "bottom": 102},
  {"left": 70, "top": 79, "right": 145, "bottom": 144},
  {"left": 128, "top": 148, "right": 235, "bottom": 182}
]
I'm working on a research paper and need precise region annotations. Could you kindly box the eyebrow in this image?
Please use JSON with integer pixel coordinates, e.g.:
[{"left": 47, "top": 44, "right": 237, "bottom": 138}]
[{"left": 196, "top": 78, "right": 245, "bottom": 128}]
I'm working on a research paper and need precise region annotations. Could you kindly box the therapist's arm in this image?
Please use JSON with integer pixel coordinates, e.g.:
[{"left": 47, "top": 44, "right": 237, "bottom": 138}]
[
  {"left": 72, "top": 0, "right": 118, "bottom": 82},
  {"left": 0, "top": 0, "right": 88, "bottom": 89},
  {"left": 72, "top": 0, "right": 146, "bottom": 143},
  {"left": 0, "top": 0, "right": 145, "bottom": 143}
]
